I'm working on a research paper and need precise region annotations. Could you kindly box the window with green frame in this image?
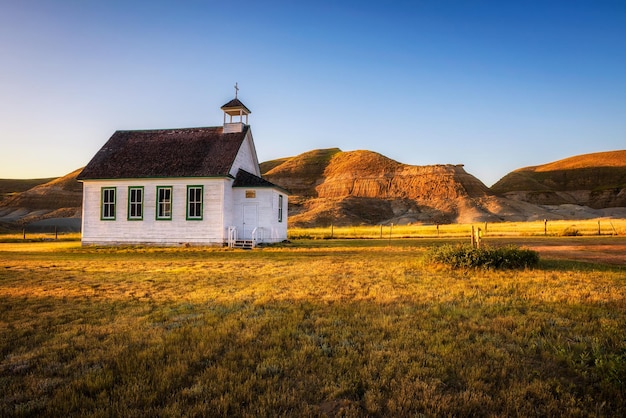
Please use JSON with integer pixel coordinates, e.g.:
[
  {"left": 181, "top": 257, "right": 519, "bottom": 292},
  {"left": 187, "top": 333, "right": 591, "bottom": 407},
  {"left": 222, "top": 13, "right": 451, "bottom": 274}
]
[
  {"left": 156, "top": 186, "right": 173, "bottom": 220},
  {"left": 128, "top": 187, "right": 144, "bottom": 220},
  {"left": 278, "top": 194, "right": 283, "bottom": 223},
  {"left": 101, "top": 187, "right": 116, "bottom": 220},
  {"left": 186, "top": 185, "right": 203, "bottom": 220}
]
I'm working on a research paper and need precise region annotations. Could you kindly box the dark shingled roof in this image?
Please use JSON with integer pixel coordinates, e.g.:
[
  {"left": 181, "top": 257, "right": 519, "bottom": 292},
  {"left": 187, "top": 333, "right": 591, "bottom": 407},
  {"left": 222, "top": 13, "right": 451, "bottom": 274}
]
[
  {"left": 233, "top": 169, "right": 289, "bottom": 194},
  {"left": 78, "top": 126, "right": 249, "bottom": 180}
]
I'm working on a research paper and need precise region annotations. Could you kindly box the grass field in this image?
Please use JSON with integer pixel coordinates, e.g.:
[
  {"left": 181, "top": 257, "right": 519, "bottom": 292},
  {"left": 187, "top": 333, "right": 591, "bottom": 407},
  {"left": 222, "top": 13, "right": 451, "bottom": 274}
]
[
  {"left": 1, "top": 238, "right": 625, "bottom": 416},
  {"left": 289, "top": 218, "right": 626, "bottom": 239}
]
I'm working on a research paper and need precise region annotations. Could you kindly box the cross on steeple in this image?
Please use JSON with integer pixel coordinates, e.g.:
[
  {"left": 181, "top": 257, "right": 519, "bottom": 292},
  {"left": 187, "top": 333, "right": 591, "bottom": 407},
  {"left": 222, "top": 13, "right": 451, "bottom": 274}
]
[{"left": 221, "top": 86, "right": 251, "bottom": 133}]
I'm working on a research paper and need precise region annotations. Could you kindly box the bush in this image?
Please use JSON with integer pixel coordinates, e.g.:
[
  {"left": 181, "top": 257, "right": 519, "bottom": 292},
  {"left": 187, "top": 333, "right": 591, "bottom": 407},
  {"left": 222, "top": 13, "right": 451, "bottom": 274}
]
[
  {"left": 426, "top": 244, "right": 540, "bottom": 269},
  {"left": 561, "top": 227, "right": 581, "bottom": 236}
]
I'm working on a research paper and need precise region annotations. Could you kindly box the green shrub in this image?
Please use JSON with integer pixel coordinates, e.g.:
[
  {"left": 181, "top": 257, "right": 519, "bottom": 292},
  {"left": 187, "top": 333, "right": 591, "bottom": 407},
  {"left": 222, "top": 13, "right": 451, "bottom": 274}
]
[{"left": 426, "top": 244, "right": 540, "bottom": 269}]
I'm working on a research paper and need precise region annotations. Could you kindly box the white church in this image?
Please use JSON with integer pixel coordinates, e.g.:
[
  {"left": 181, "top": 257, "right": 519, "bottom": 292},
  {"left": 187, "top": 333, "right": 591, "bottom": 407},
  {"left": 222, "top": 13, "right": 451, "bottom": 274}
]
[{"left": 78, "top": 91, "right": 288, "bottom": 247}]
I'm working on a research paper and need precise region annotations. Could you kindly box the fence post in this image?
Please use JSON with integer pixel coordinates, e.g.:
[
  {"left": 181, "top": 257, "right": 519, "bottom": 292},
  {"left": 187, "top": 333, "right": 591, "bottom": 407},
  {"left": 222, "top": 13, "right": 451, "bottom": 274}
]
[
  {"left": 55, "top": 226, "right": 58, "bottom": 240},
  {"left": 23, "top": 228, "right": 26, "bottom": 240},
  {"left": 471, "top": 225, "right": 476, "bottom": 248}
]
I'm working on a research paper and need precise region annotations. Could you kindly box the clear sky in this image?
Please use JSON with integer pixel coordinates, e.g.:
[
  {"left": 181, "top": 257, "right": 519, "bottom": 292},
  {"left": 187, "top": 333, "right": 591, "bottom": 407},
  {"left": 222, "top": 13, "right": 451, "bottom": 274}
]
[{"left": 1, "top": 0, "right": 625, "bottom": 186}]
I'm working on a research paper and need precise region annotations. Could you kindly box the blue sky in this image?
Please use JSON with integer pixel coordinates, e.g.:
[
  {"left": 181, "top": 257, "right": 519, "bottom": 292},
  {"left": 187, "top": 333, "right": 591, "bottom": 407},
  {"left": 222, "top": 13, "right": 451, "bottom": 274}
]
[{"left": 1, "top": 1, "right": 624, "bottom": 185}]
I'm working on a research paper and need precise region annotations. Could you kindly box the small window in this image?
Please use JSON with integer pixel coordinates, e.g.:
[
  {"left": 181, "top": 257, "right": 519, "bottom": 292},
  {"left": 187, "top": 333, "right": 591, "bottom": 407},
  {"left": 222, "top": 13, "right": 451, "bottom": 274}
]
[
  {"left": 187, "top": 186, "right": 203, "bottom": 220},
  {"left": 128, "top": 187, "right": 144, "bottom": 220},
  {"left": 156, "top": 186, "right": 173, "bottom": 220},
  {"left": 278, "top": 194, "right": 283, "bottom": 223},
  {"left": 245, "top": 190, "right": 256, "bottom": 199},
  {"left": 101, "top": 187, "right": 116, "bottom": 220}
]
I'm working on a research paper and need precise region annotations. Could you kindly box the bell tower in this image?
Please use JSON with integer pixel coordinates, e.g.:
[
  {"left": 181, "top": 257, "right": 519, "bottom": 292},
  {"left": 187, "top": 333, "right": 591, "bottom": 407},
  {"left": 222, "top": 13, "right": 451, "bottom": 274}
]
[{"left": 221, "top": 83, "right": 251, "bottom": 133}]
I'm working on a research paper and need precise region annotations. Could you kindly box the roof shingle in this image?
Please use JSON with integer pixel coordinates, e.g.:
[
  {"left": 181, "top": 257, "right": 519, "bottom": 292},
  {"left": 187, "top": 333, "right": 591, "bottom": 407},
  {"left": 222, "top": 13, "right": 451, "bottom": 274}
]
[
  {"left": 220, "top": 98, "right": 251, "bottom": 114},
  {"left": 233, "top": 169, "right": 289, "bottom": 193},
  {"left": 78, "top": 126, "right": 248, "bottom": 180}
]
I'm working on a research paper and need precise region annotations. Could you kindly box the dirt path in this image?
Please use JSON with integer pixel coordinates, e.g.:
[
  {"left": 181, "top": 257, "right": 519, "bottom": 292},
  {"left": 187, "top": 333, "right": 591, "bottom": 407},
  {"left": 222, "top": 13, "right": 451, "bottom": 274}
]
[
  {"left": 481, "top": 236, "right": 626, "bottom": 266},
  {"left": 528, "top": 244, "right": 626, "bottom": 265}
]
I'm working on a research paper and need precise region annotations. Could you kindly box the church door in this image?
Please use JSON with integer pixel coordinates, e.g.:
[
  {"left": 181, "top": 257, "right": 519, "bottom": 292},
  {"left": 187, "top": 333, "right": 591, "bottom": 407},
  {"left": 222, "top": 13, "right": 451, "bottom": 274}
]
[{"left": 242, "top": 204, "right": 258, "bottom": 239}]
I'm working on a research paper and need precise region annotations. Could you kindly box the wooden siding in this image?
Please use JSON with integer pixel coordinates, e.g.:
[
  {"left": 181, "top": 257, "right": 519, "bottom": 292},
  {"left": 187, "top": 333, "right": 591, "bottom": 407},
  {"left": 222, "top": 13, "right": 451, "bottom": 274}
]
[
  {"left": 229, "top": 132, "right": 261, "bottom": 177},
  {"left": 223, "top": 179, "right": 236, "bottom": 228},
  {"left": 230, "top": 187, "right": 287, "bottom": 243},
  {"left": 81, "top": 178, "right": 230, "bottom": 245}
]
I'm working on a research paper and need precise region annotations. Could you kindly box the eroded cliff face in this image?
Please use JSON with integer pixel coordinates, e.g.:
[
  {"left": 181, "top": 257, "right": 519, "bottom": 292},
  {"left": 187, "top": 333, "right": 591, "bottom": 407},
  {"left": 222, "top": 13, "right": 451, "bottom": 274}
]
[
  {"left": 266, "top": 149, "right": 491, "bottom": 201},
  {"left": 263, "top": 149, "right": 497, "bottom": 226},
  {"left": 317, "top": 161, "right": 490, "bottom": 201},
  {"left": 316, "top": 155, "right": 490, "bottom": 201}
]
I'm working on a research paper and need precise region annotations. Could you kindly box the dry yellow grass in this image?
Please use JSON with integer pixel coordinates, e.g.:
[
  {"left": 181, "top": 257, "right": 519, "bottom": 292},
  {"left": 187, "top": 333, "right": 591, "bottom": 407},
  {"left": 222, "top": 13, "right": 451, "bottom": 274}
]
[
  {"left": 289, "top": 218, "right": 626, "bottom": 239},
  {"left": 529, "top": 150, "right": 626, "bottom": 171},
  {"left": 1, "top": 240, "right": 625, "bottom": 416}
]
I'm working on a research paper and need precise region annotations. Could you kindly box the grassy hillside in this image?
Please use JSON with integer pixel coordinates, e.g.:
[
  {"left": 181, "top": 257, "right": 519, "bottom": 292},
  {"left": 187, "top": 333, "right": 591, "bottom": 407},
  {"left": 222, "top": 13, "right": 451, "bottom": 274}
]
[
  {"left": 0, "top": 178, "right": 54, "bottom": 202},
  {"left": 258, "top": 157, "right": 290, "bottom": 174},
  {"left": 492, "top": 150, "right": 626, "bottom": 193},
  {"left": 0, "top": 168, "right": 82, "bottom": 211},
  {"left": 262, "top": 148, "right": 342, "bottom": 197},
  {"left": 0, "top": 169, "right": 83, "bottom": 232},
  {"left": 530, "top": 150, "right": 626, "bottom": 172}
]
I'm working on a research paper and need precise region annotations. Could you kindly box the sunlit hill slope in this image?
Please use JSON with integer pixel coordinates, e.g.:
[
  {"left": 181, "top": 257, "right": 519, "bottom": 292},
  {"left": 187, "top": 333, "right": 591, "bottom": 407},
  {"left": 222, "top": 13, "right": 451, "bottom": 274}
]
[
  {"left": 263, "top": 149, "right": 528, "bottom": 226},
  {"left": 491, "top": 150, "right": 626, "bottom": 208}
]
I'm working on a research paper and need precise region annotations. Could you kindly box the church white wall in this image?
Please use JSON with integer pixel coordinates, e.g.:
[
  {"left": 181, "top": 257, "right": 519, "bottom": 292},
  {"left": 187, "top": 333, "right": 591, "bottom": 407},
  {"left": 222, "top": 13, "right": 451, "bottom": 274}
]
[
  {"left": 229, "top": 132, "right": 261, "bottom": 177},
  {"left": 222, "top": 179, "right": 235, "bottom": 230},
  {"left": 231, "top": 188, "right": 288, "bottom": 243},
  {"left": 81, "top": 178, "right": 230, "bottom": 246}
]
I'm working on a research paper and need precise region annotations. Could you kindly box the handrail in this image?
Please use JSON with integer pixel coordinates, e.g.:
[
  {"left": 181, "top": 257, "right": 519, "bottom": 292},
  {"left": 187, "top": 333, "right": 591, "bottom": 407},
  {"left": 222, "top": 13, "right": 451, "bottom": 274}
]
[
  {"left": 251, "top": 227, "right": 264, "bottom": 244},
  {"left": 227, "top": 226, "right": 237, "bottom": 248}
]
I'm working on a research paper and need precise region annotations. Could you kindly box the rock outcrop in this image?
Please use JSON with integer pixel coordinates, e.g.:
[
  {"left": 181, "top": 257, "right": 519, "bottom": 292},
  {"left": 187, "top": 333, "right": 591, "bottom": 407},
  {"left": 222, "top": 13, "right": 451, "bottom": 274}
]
[{"left": 264, "top": 149, "right": 508, "bottom": 226}]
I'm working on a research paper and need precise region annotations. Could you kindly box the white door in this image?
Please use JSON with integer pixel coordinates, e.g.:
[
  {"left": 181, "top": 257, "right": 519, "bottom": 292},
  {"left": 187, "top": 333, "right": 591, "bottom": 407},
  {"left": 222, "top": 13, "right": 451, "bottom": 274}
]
[{"left": 242, "top": 204, "right": 258, "bottom": 239}]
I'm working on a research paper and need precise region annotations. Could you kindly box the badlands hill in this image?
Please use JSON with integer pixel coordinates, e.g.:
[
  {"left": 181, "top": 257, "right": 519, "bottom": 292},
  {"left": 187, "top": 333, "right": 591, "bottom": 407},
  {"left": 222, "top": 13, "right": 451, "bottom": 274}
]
[
  {"left": 1, "top": 149, "right": 625, "bottom": 230},
  {"left": 492, "top": 150, "right": 626, "bottom": 208},
  {"left": 0, "top": 168, "right": 83, "bottom": 231},
  {"left": 261, "top": 149, "right": 562, "bottom": 226},
  {"left": 0, "top": 177, "right": 55, "bottom": 202}
]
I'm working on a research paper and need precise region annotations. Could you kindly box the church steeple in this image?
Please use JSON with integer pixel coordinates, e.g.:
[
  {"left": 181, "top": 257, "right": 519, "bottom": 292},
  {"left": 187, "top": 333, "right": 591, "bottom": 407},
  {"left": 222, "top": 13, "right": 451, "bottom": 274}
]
[{"left": 221, "top": 83, "right": 251, "bottom": 133}]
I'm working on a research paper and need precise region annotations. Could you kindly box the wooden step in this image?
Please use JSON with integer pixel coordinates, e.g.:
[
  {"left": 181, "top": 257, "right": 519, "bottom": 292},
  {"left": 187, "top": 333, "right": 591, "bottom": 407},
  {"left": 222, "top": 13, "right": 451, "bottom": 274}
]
[{"left": 231, "top": 239, "right": 255, "bottom": 249}]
